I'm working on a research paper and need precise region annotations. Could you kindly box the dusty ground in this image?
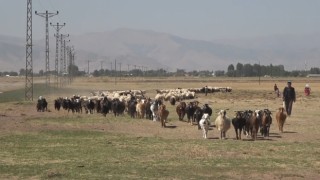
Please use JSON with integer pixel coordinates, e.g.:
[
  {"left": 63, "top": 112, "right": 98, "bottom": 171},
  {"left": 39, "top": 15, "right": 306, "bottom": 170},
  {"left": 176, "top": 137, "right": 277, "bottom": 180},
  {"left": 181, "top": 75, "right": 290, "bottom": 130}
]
[{"left": 1, "top": 76, "right": 319, "bottom": 143}]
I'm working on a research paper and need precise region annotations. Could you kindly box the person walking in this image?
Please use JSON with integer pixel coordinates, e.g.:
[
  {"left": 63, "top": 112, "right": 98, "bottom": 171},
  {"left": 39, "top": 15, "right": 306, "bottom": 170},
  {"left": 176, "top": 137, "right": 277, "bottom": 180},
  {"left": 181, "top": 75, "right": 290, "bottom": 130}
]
[
  {"left": 304, "top": 84, "right": 311, "bottom": 96},
  {"left": 274, "top": 83, "right": 280, "bottom": 97},
  {"left": 205, "top": 86, "right": 208, "bottom": 96},
  {"left": 283, "top": 81, "right": 296, "bottom": 116}
]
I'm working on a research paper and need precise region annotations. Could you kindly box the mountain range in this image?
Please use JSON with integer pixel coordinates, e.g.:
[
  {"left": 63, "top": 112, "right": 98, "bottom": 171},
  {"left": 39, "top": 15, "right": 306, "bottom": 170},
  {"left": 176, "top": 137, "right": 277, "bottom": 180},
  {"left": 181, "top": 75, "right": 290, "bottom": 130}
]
[{"left": 1, "top": 28, "right": 320, "bottom": 72}]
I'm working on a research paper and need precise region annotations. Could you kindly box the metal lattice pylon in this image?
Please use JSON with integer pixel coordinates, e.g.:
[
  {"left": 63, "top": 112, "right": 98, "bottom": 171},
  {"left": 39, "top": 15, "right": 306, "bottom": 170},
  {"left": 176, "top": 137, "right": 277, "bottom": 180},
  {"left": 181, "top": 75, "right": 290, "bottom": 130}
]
[
  {"left": 50, "top": 22, "right": 65, "bottom": 88},
  {"left": 60, "top": 34, "right": 69, "bottom": 87},
  {"left": 25, "top": 0, "right": 33, "bottom": 101},
  {"left": 35, "top": 10, "right": 58, "bottom": 87}
]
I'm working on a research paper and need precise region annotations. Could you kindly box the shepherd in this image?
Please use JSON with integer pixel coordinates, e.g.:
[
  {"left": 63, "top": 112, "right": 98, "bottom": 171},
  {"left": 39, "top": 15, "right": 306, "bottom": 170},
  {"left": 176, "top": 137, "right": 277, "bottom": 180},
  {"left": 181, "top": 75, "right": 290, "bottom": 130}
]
[{"left": 282, "top": 81, "right": 296, "bottom": 116}]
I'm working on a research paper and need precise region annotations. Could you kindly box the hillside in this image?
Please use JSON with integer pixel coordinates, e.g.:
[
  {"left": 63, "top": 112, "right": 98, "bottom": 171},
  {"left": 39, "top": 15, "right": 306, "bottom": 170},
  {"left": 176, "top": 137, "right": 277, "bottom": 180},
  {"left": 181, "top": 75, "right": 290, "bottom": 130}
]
[{"left": 1, "top": 29, "right": 319, "bottom": 72}]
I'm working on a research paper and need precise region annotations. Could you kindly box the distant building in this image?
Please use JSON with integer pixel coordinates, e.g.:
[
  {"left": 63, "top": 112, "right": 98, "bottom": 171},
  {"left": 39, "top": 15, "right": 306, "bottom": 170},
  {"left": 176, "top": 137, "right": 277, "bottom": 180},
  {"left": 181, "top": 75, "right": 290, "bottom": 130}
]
[{"left": 307, "top": 74, "right": 320, "bottom": 77}]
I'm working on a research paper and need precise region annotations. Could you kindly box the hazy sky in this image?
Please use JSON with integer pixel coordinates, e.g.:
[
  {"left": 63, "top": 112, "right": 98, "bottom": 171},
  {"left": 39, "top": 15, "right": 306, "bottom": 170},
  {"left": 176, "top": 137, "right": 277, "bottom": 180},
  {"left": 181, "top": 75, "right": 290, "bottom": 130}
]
[{"left": 1, "top": 0, "right": 320, "bottom": 41}]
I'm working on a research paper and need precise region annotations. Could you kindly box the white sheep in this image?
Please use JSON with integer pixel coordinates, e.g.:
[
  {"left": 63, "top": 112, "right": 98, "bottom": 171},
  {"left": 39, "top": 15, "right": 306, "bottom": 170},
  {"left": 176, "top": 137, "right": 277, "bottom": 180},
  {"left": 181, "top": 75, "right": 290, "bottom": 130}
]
[
  {"left": 215, "top": 110, "right": 231, "bottom": 139},
  {"left": 199, "top": 113, "right": 211, "bottom": 139}
]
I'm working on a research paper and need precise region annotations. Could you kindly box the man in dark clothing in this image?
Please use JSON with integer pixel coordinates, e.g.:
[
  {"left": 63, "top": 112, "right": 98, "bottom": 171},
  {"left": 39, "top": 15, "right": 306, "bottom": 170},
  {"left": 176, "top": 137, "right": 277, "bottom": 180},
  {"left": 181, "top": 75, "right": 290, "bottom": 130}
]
[{"left": 283, "top": 81, "right": 296, "bottom": 116}]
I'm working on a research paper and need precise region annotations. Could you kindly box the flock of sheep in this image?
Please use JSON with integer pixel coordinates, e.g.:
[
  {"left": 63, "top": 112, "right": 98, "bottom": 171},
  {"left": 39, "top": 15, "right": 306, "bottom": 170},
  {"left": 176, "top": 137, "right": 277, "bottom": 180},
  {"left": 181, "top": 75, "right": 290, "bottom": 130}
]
[{"left": 42, "top": 85, "right": 287, "bottom": 140}]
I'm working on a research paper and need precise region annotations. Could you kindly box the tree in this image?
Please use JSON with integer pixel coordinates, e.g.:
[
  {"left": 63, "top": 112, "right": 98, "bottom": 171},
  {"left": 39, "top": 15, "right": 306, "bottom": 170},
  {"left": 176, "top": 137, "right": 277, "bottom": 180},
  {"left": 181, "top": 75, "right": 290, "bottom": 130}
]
[
  {"left": 39, "top": 70, "right": 44, "bottom": 76},
  {"left": 68, "top": 64, "right": 81, "bottom": 76},
  {"left": 236, "top": 63, "right": 244, "bottom": 76},
  {"left": 252, "top": 64, "right": 260, "bottom": 76},
  {"left": 175, "top": 69, "right": 185, "bottom": 76},
  {"left": 243, "top": 64, "right": 253, "bottom": 76},
  {"left": 227, "top": 64, "right": 235, "bottom": 72},
  {"left": 310, "top": 67, "right": 320, "bottom": 74},
  {"left": 214, "top": 70, "right": 225, "bottom": 77},
  {"left": 19, "top": 68, "right": 26, "bottom": 76},
  {"left": 227, "top": 64, "right": 235, "bottom": 77}
]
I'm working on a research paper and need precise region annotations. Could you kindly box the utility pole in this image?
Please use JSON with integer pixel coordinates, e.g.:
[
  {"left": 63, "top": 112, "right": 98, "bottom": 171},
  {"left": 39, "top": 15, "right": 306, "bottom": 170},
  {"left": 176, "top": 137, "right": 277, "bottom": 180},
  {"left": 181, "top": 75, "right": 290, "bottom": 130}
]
[
  {"left": 66, "top": 46, "right": 73, "bottom": 84},
  {"left": 114, "top": 59, "right": 117, "bottom": 85},
  {"left": 110, "top": 62, "right": 113, "bottom": 76},
  {"left": 25, "top": 0, "right": 33, "bottom": 101},
  {"left": 127, "top": 64, "right": 130, "bottom": 77},
  {"left": 63, "top": 39, "right": 70, "bottom": 74},
  {"left": 87, "top": 60, "right": 90, "bottom": 75},
  {"left": 60, "top": 34, "right": 69, "bottom": 87},
  {"left": 69, "top": 46, "right": 75, "bottom": 84},
  {"left": 35, "top": 10, "right": 58, "bottom": 88},
  {"left": 305, "top": 60, "right": 307, "bottom": 72},
  {"left": 63, "top": 39, "right": 70, "bottom": 86},
  {"left": 258, "top": 61, "right": 261, "bottom": 85},
  {"left": 60, "top": 34, "right": 69, "bottom": 74},
  {"left": 118, "top": 62, "right": 122, "bottom": 80},
  {"left": 50, "top": 22, "right": 65, "bottom": 88}
]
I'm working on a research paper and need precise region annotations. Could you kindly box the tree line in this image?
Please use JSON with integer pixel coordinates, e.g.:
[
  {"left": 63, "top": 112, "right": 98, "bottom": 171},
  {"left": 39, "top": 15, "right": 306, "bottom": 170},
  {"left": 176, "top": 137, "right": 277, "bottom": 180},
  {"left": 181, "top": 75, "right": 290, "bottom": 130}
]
[
  {"left": 223, "top": 63, "right": 320, "bottom": 77},
  {"left": 1, "top": 63, "right": 320, "bottom": 77}
]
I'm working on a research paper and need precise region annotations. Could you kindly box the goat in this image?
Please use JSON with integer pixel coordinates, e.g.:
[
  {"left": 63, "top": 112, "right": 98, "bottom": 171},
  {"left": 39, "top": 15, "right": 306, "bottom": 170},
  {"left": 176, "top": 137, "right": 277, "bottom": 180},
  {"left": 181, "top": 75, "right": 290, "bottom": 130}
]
[
  {"left": 276, "top": 107, "right": 287, "bottom": 133},
  {"left": 232, "top": 111, "right": 246, "bottom": 140},
  {"left": 199, "top": 113, "right": 211, "bottom": 139},
  {"left": 193, "top": 107, "right": 204, "bottom": 130},
  {"left": 176, "top": 101, "right": 186, "bottom": 121},
  {"left": 136, "top": 99, "right": 146, "bottom": 119},
  {"left": 245, "top": 111, "right": 259, "bottom": 140},
  {"left": 158, "top": 104, "right": 169, "bottom": 128},
  {"left": 260, "top": 109, "right": 272, "bottom": 137}
]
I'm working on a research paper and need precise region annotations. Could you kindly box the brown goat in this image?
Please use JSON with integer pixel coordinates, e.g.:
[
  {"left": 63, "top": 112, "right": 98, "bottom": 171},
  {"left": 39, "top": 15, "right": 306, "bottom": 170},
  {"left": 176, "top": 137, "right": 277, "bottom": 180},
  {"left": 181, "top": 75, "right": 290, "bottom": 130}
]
[
  {"left": 276, "top": 107, "right": 287, "bottom": 133},
  {"left": 245, "top": 111, "right": 259, "bottom": 140},
  {"left": 176, "top": 102, "right": 186, "bottom": 121},
  {"left": 261, "top": 109, "right": 272, "bottom": 137},
  {"left": 158, "top": 104, "right": 169, "bottom": 127}
]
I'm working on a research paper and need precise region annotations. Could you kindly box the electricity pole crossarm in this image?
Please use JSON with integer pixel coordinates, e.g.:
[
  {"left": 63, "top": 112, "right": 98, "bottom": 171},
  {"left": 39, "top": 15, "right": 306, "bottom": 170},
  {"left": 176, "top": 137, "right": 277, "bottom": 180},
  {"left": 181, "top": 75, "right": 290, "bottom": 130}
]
[{"left": 35, "top": 10, "right": 59, "bottom": 87}]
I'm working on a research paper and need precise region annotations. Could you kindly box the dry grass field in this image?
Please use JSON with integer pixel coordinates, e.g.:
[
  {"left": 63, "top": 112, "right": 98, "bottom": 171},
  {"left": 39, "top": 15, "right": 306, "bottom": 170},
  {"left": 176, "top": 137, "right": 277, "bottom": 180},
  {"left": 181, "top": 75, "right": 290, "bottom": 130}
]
[{"left": 0, "top": 76, "right": 319, "bottom": 179}]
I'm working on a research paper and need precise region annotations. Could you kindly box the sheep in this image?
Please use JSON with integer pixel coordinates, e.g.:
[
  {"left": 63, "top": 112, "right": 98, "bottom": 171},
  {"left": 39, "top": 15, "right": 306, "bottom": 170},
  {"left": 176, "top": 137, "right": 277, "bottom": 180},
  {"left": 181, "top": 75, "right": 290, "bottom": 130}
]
[
  {"left": 169, "top": 96, "right": 176, "bottom": 105},
  {"left": 276, "top": 107, "right": 287, "bottom": 133},
  {"left": 215, "top": 110, "right": 231, "bottom": 139},
  {"left": 199, "top": 113, "right": 211, "bottom": 139}
]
